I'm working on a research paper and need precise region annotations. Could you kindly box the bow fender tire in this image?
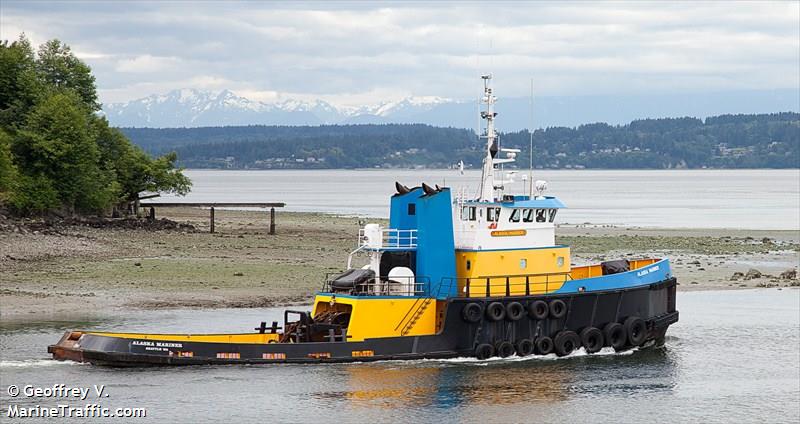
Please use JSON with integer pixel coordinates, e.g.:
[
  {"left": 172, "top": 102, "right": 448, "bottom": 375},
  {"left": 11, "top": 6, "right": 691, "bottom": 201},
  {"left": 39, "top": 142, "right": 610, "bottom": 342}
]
[
  {"left": 528, "top": 300, "right": 548, "bottom": 320},
  {"left": 549, "top": 299, "right": 567, "bottom": 319},
  {"left": 506, "top": 301, "right": 525, "bottom": 321},
  {"left": 535, "top": 336, "right": 554, "bottom": 355},
  {"left": 462, "top": 302, "right": 483, "bottom": 323},
  {"left": 603, "top": 322, "right": 626, "bottom": 350},
  {"left": 580, "top": 327, "right": 604, "bottom": 354},
  {"left": 554, "top": 330, "right": 580, "bottom": 357},
  {"left": 475, "top": 343, "right": 495, "bottom": 360},
  {"left": 515, "top": 338, "right": 535, "bottom": 357},
  {"left": 624, "top": 316, "right": 647, "bottom": 346},
  {"left": 486, "top": 302, "right": 506, "bottom": 321}
]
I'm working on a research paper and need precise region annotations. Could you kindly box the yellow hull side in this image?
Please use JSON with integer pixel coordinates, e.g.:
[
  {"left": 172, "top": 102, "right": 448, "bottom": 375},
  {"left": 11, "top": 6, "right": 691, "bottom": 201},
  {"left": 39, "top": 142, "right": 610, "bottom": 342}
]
[{"left": 313, "top": 295, "right": 439, "bottom": 341}]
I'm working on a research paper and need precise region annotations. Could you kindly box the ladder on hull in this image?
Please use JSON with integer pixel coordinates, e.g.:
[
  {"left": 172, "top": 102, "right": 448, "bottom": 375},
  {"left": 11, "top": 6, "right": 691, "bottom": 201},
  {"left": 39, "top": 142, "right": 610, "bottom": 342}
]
[{"left": 398, "top": 298, "right": 434, "bottom": 336}]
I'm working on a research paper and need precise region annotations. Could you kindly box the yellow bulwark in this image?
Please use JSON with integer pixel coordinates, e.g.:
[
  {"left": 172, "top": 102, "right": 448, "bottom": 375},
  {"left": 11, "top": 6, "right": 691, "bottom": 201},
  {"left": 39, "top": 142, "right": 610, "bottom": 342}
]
[
  {"left": 456, "top": 246, "right": 571, "bottom": 296},
  {"left": 312, "top": 294, "right": 440, "bottom": 341},
  {"left": 87, "top": 332, "right": 281, "bottom": 344}
]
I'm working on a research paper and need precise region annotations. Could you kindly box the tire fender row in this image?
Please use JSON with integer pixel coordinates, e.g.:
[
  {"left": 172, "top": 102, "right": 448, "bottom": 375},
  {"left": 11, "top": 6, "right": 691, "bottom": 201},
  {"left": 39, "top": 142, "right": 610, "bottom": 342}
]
[{"left": 462, "top": 299, "right": 648, "bottom": 359}]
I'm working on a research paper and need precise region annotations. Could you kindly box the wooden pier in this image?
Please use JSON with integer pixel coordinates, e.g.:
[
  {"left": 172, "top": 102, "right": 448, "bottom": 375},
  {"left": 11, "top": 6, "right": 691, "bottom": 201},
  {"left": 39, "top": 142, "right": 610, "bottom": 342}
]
[{"left": 140, "top": 202, "right": 286, "bottom": 234}]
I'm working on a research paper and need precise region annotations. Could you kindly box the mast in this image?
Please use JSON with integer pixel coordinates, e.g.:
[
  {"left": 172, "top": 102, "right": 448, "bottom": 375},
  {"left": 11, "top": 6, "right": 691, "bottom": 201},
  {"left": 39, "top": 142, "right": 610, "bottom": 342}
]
[{"left": 478, "top": 74, "right": 498, "bottom": 201}]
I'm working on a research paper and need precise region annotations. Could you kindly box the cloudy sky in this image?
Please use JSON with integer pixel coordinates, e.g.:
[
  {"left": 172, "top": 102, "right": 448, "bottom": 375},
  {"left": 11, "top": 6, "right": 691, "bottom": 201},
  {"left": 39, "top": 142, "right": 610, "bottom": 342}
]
[{"left": 2, "top": 1, "right": 798, "bottom": 106}]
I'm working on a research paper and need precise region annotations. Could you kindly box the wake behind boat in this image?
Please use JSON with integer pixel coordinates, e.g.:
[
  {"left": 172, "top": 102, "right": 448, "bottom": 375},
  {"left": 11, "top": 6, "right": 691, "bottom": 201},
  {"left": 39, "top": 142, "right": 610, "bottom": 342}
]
[{"left": 49, "top": 75, "right": 678, "bottom": 366}]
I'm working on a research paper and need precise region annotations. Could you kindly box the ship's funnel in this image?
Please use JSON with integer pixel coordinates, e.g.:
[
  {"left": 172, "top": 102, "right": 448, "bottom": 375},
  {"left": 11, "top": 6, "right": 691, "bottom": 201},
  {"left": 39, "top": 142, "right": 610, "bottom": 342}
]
[
  {"left": 395, "top": 181, "right": 411, "bottom": 195},
  {"left": 422, "top": 183, "right": 437, "bottom": 195}
]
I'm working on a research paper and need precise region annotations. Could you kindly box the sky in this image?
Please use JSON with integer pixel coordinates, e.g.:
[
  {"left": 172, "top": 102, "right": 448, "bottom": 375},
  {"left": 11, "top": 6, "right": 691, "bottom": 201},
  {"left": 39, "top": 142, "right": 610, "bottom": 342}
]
[{"left": 2, "top": 1, "right": 798, "bottom": 107}]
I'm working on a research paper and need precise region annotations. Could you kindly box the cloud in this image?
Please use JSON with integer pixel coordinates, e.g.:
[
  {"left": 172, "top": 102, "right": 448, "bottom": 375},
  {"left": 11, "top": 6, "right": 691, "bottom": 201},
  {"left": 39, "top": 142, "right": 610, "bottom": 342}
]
[
  {"left": 2, "top": 1, "right": 797, "bottom": 105},
  {"left": 115, "top": 55, "right": 183, "bottom": 73}
]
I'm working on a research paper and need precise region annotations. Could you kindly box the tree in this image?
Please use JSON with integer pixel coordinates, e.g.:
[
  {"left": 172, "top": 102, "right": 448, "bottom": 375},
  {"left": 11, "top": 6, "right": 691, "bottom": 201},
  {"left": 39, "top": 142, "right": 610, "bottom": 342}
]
[
  {"left": 0, "top": 34, "right": 42, "bottom": 129},
  {"left": 0, "top": 34, "right": 191, "bottom": 216},
  {"left": 13, "top": 91, "right": 117, "bottom": 213},
  {"left": 35, "top": 39, "right": 99, "bottom": 111},
  {"left": 0, "top": 130, "right": 17, "bottom": 199}
]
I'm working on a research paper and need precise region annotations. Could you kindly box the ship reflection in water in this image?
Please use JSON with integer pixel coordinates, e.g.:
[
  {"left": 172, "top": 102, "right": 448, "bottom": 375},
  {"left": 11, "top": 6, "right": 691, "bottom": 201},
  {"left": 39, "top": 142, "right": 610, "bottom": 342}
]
[{"left": 321, "top": 346, "right": 677, "bottom": 413}]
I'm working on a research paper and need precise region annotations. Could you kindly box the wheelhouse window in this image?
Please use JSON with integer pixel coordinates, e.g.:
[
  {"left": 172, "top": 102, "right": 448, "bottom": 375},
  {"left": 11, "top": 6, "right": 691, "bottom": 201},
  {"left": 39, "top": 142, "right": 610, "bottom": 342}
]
[
  {"left": 487, "top": 207, "right": 501, "bottom": 222},
  {"left": 408, "top": 203, "right": 416, "bottom": 215},
  {"left": 461, "top": 206, "right": 478, "bottom": 221},
  {"left": 536, "top": 209, "right": 546, "bottom": 222},
  {"left": 509, "top": 208, "right": 520, "bottom": 223},
  {"left": 522, "top": 209, "right": 534, "bottom": 223},
  {"left": 549, "top": 209, "right": 558, "bottom": 223}
]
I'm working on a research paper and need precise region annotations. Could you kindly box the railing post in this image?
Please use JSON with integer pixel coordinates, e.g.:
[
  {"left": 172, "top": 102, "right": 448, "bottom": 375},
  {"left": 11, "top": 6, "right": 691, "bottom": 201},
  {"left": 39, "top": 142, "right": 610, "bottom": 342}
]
[
  {"left": 525, "top": 275, "right": 530, "bottom": 296},
  {"left": 506, "top": 276, "right": 510, "bottom": 297},
  {"left": 466, "top": 278, "right": 470, "bottom": 298},
  {"left": 485, "top": 278, "right": 490, "bottom": 297}
]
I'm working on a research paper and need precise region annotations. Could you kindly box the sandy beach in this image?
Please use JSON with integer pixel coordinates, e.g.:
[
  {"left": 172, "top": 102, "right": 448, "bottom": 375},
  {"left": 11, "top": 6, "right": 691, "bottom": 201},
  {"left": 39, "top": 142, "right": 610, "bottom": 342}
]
[{"left": 1, "top": 207, "right": 797, "bottom": 323}]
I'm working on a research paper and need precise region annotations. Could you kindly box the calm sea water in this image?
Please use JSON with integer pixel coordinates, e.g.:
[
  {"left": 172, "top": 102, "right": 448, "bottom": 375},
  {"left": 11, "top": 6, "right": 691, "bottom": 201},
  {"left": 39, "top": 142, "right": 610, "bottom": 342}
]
[
  {"left": 1, "top": 289, "right": 798, "bottom": 423},
  {"left": 152, "top": 169, "right": 800, "bottom": 230}
]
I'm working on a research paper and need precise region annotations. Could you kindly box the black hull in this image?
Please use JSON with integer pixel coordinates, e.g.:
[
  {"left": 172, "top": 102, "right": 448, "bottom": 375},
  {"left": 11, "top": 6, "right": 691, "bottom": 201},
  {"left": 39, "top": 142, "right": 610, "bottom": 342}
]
[{"left": 49, "top": 278, "right": 678, "bottom": 366}]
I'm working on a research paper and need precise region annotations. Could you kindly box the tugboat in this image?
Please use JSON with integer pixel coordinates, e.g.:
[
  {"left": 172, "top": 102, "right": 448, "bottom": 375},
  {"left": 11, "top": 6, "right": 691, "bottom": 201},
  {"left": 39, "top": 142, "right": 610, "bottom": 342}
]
[{"left": 49, "top": 76, "right": 678, "bottom": 365}]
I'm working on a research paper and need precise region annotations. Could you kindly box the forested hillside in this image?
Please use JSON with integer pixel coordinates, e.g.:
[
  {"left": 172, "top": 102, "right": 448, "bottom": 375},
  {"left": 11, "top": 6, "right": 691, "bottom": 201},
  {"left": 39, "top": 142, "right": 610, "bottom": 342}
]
[{"left": 123, "top": 112, "right": 799, "bottom": 169}]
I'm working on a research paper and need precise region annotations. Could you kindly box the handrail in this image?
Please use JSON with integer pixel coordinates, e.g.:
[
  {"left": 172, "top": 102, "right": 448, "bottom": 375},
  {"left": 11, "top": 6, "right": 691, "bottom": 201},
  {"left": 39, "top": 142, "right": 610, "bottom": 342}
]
[
  {"left": 440, "top": 270, "right": 573, "bottom": 298},
  {"left": 358, "top": 228, "right": 417, "bottom": 250},
  {"left": 321, "top": 274, "right": 430, "bottom": 297}
]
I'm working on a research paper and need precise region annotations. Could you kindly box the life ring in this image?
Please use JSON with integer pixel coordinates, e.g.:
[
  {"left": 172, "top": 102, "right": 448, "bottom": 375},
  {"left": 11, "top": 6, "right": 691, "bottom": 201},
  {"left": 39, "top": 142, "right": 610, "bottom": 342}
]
[
  {"left": 495, "top": 341, "right": 514, "bottom": 358},
  {"left": 553, "top": 330, "right": 580, "bottom": 357},
  {"left": 535, "top": 336, "right": 554, "bottom": 355},
  {"left": 461, "top": 302, "right": 483, "bottom": 323},
  {"left": 549, "top": 299, "right": 567, "bottom": 319},
  {"left": 528, "top": 300, "right": 548, "bottom": 320},
  {"left": 624, "top": 316, "right": 647, "bottom": 346},
  {"left": 506, "top": 301, "right": 525, "bottom": 321},
  {"left": 474, "top": 343, "right": 494, "bottom": 360},
  {"left": 603, "top": 322, "right": 626, "bottom": 350},
  {"left": 486, "top": 302, "right": 506, "bottom": 321},
  {"left": 515, "top": 338, "right": 535, "bottom": 356},
  {"left": 580, "top": 327, "right": 604, "bottom": 354}
]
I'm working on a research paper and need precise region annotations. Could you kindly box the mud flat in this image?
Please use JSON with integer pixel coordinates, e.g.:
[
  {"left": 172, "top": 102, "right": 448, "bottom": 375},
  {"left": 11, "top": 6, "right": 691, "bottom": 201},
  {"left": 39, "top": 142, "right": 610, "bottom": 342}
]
[{"left": 1, "top": 208, "right": 797, "bottom": 322}]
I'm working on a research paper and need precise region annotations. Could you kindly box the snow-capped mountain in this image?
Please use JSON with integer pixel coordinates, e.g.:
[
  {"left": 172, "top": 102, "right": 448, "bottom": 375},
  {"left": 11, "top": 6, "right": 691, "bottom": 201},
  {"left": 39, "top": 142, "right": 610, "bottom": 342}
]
[
  {"left": 101, "top": 89, "right": 457, "bottom": 128},
  {"left": 101, "top": 88, "right": 800, "bottom": 130}
]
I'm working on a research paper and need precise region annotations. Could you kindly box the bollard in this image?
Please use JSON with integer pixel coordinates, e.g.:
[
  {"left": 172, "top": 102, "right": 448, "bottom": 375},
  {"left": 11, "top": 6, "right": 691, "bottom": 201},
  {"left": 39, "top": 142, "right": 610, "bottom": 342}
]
[{"left": 269, "top": 207, "right": 276, "bottom": 235}]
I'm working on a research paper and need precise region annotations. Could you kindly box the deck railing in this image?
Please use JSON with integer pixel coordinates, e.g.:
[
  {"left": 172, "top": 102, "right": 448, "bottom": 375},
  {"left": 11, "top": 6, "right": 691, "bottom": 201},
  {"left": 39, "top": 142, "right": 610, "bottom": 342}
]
[
  {"left": 440, "top": 271, "right": 573, "bottom": 298},
  {"left": 358, "top": 228, "right": 417, "bottom": 249},
  {"left": 321, "top": 274, "right": 429, "bottom": 297}
]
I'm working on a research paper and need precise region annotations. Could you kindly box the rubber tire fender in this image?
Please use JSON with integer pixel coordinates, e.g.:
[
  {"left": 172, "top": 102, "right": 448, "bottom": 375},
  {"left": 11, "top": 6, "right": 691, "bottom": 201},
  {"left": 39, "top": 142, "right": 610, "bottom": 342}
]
[
  {"left": 580, "top": 327, "right": 604, "bottom": 354},
  {"left": 603, "top": 322, "right": 626, "bottom": 350},
  {"left": 506, "top": 301, "right": 525, "bottom": 321},
  {"left": 462, "top": 302, "right": 483, "bottom": 323},
  {"left": 475, "top": 343, "right": 495, "bottom": 360},
  {"left": 535, "top": 336, "right": 554, "bottom": 355},
  {"left": 495, "top": 341, "right": 515, "bottom": 358},
  {"left": 515, "top": 338, "right": 535, "bottom": 357},
  {"left": 549, "top": 299, "right": 567, "bottom": 319},
  {"left": 624, "top": 316, "right": 647, "bottom": 346},
  {"left": 486, "top": 302, "right": 506, "bottom": 321},
  {"left": 528, "top": 300, "right": 548, "bottom": 320},
  {"left": 554, "top": 330, "right": 581, "bottom": 357}
]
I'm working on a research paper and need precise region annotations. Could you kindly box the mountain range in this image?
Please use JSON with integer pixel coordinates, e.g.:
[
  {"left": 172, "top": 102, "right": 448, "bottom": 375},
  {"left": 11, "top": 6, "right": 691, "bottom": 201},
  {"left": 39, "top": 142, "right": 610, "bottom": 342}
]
[{"left": 102, "top": 88, "right": 800, "bottom": 130}]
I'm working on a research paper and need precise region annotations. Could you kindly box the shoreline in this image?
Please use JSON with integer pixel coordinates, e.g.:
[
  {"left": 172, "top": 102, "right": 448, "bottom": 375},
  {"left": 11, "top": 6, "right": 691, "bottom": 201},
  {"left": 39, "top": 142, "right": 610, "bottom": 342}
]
[{"left": 1, "top": 208, "right": 798, "bottom": 324}]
